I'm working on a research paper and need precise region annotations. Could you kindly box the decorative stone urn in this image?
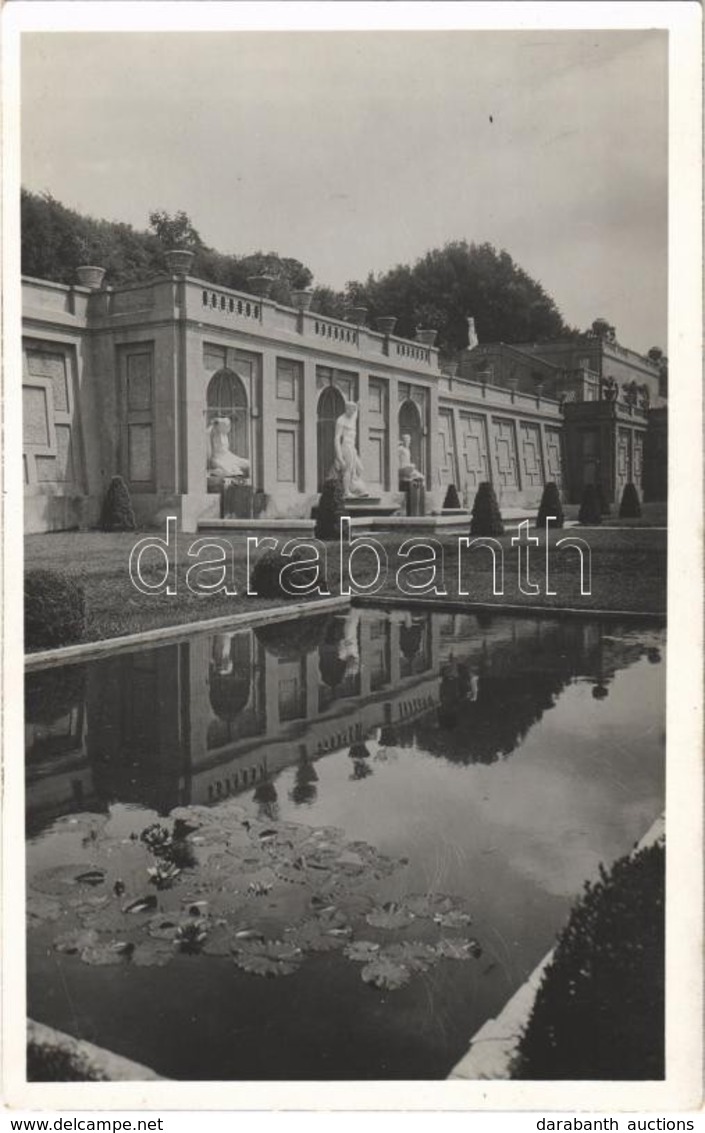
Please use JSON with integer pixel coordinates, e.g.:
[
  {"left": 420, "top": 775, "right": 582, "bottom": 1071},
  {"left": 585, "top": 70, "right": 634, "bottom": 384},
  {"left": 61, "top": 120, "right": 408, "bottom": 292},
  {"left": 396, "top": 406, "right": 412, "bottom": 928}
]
[
  {"left": 247, "top": 274, "right": 275, "bottom": 298},
  {"left": 76, "top": 265, "right": 106, "bottom": 290},
  {"left": 291, "top": 289, "right": 313, "bottom": 311},
  {"left": 375, "top": 316, "right": 397, "bottom": 335},
  {"left": 443, "top": 362, "right": 459, "bottom": 378},
  {"left": 348, "top": 306, "right": 368, "bottom": 325},
  {"left": 416, "top": 328, "right": 437, "bottom": 346},
  {"left": 164, "top": 249, "right": 195, "bottom": 276}
]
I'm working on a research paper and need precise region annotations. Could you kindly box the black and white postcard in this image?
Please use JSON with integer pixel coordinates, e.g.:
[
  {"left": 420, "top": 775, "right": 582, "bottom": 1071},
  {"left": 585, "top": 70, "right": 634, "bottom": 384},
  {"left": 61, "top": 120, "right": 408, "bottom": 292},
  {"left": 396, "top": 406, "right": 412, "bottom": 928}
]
[{"left": 2, "top": 0, "right": 702, "bottom": 1117}]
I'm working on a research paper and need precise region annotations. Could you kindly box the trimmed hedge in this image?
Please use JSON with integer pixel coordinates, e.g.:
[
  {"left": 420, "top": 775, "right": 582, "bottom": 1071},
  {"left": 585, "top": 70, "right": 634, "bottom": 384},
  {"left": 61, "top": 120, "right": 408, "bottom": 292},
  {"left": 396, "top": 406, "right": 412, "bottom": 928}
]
[
  {"left": 442, "top": 483, "right": 462, "bottom": 510},
  {"left": 314, "top": 476, "right": 345, "bottom": 541},
  {"left": 596, "top": 482, "right": 611, "bottom": 516},
  {"left": 470, "top": 481, "right": 504, "bottom": 536},
  {"left": 515, "top": 841, "right": 664, "bottom": 1080},
  {"left": 249, "top": 546, "right": 328, "bottom": 599},
  {"left": 25, "top": 569, "right": 86, "bottom": 650},
  {"left": 619, "top": 482, "right": 642, "bottom": 519},
  {"left": 536, "top": 482, "right": 564, "bottom": 529},
  {"left": 578, "top": 483, "right": 602, "bottom": 525},
  {"left": 99, "top": 475, "right": 136, "bottom": 532}
]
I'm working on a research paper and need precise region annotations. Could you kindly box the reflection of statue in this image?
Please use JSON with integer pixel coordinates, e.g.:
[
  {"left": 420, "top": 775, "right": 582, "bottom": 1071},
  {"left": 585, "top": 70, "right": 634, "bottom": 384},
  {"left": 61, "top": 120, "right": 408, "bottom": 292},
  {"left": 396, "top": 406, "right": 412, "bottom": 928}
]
[
  {"left": 398, "top": 434, "right": 424, "bottom": 482},
  {"left": 212, "top": 633, "right": 234, "bottom": 675},
  {"left": 337, "top": 609, "right": 360, "bottom": 676},
  {"left": 601, "top": 377, "right": 619, "bottom": 403},
  {"left": 208, "top": 418, "right": 250, "bottom": 479},
  {"left": 333, "top": 402, "right": 367, "bottom": 497}
]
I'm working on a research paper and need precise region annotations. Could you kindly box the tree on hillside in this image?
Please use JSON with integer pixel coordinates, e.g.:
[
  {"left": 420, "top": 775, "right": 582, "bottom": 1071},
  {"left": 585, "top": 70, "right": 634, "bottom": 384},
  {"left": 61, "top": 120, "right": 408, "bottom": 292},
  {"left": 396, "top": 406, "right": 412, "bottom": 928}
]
[{"left": 339, "top": 241, "right": 569, "bottom": 357}]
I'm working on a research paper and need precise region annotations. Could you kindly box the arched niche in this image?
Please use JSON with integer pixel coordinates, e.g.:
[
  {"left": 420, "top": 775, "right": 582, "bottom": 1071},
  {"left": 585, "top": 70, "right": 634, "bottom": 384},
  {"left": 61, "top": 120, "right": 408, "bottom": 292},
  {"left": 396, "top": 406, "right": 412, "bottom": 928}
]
[
  {"left": 398, "top": 398, "right": 424, "bottom": 473},
  {"left": 207, "top": 369, "right": 249, "bottom": 462},
  {"left": 317, "top": 385, "right": 346, "bottom": 490}
]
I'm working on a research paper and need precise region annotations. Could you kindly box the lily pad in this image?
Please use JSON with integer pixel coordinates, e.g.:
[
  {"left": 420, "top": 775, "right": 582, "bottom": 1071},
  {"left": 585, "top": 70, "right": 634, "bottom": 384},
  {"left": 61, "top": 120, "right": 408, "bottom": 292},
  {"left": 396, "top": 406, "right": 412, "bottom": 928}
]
[
  {"left": 361, "top": 956, "right": 411, "bottom": 991},
  {"left": 27, "top": 891, "right": 62, "bottom": 924},
  {"left": 404, "top": 893, "right": 460, "bottom": 920},
  {"left": 32, "top": 864, "right": 106, "bottom": 895},
  {"left": 384, "top": 941, "right": 437, "bottom": 972},
  {"left": 343, "top": 940, "right": 381, "bottom": 963},
  {"left": 434, "top": 937, "right": 481, "bottom": 961},
  {"left": 231, "top": 939, "right": 302, "bottom": 978},
  {"left": 131, "top": 939, "right": 175, "bottom": 967},
  {"left": 54, "top": 928, "right": 100, "bottom": 954},
  {"left": 82, "top": 941, "right": 135, "bottom": 966},
  {"left": 123, "top": 894, "right": 158, "bottom": 915},
  {"left": 433, "top": 909, "right": 472, "bottom": 930},
  {"left": 366, "top": 901, "right": 415, "bottom": 930}
]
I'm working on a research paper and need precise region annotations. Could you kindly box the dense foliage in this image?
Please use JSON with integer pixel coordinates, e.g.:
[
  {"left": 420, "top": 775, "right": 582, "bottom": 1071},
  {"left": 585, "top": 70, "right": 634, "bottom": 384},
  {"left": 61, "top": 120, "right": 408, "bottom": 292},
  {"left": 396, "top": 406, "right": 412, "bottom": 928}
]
[
  {"left": 21, "top": 191, "right": 313, "bottom": 302},
  {"left": 515, "top": 842, "right": 665, "bottom": 1080},
  {"left": 25, "top": 569, "right": 86, "bottom": 649},
  {"left": 99, "top": 476, "right": 136, "bottom": 532},
  {"left": 536, "top": 482, "right": 564, "bottom": 529},
  {"left": 469, "top": 481, "right": 504, "bottom": 536},
  {"left": 619, "top": 482, "right": 642, "bottom": 519},
  {"left": 22, "top": 194, "right": 570, "bottom": 350},
  {"left": 316, "top": 240, "right": 571, "bottom": 357}
]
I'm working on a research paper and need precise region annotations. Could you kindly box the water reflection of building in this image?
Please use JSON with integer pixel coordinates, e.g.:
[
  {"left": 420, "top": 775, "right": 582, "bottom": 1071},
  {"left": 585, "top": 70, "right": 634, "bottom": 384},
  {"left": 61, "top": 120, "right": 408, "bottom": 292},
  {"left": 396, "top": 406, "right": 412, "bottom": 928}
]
[{"left": 25, "top": 610, "right": 663, "bottom": 834}]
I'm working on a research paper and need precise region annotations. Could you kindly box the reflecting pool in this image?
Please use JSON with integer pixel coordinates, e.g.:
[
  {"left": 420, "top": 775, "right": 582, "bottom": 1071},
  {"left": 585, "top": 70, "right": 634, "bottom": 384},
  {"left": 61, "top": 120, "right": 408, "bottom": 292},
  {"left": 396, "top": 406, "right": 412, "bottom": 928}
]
[{"left": 25, "top": 606, "right": 665, "bottom": 1080}]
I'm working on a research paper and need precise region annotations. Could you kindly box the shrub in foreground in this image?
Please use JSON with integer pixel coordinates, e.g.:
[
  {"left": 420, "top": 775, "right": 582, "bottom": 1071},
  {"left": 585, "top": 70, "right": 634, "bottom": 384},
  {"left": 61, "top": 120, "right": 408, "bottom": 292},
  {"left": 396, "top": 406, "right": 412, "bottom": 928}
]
[
  {"left": 515, "top": 841, "right": 664, "bottom": 1080},
  {"left": 470, "top": 481, "right": 504, "bottom": 536},
  {"left": 249, "top": 547, "right": 328, "bottom": 600},
  {"left": 25, "top": 569, "right": 86, "bottom": 650},
  {"left": 619, "top": 482, "right": 642, "bottom": 519},
  {"left": 536, "top": 482, "right": 564, "bottom": 529},
  {"left": 314, "top": 476, "right": 345, "bottom": 541},
  {"left": 578, "top": 483, "right": 602, "bottom": 525},
  {"left": 99, "top": 475, "right": 136, "bottom": 532}
]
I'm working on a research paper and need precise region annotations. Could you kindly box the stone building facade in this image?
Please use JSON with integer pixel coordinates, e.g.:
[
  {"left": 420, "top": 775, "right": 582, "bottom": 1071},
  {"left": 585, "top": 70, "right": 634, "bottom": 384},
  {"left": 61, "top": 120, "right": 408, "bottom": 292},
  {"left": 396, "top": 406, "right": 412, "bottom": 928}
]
[{"left": 21, "top": 269, "right": 667, "bottom": 534}]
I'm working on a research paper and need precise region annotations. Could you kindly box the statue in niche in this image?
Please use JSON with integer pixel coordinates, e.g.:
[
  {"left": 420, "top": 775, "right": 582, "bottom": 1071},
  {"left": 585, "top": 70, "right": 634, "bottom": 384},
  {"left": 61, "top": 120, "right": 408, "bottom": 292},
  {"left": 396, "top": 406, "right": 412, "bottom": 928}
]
[
  {"left": 332, "top": 401, "right": 368, "bottom": 497},
  {"left": 398, "top": 433, "right": 424, "bottom": 482},
  {"left": 207, "top": 417, "right": 250, "bottom": 480},
  {"left": 601, "top": 376, "right": 619, "bottom": 403}
]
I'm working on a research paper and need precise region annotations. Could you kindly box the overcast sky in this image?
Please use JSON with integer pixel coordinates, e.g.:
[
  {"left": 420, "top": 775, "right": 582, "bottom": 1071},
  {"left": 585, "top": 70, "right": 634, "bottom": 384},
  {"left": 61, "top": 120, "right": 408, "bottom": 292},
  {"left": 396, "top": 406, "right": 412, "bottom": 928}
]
[{"left": 21, "top": 29, "right": 667, "bottom": 350}]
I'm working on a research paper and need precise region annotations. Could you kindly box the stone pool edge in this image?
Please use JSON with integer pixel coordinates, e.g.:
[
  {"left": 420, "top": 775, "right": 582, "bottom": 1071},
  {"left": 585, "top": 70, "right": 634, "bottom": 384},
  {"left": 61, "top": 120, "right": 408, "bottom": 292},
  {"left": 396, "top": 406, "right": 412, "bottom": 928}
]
[
  {"left": 27, "top": 1019, "right": 165, "bottom": 1081},
  {"left": 25, "top": 595, "right": 351, "bottom": 670},
  {"left": 447, "top": 812, "right": 666, "bottom": 1081}
]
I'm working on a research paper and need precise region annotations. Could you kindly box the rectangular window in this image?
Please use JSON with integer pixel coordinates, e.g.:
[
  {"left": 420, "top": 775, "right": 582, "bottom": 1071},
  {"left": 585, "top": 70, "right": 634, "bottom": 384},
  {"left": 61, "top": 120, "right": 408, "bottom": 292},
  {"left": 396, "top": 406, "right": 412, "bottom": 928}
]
[
  {"left": 369, "top": 435, "right": 383, "bottom": 483},
  {"left": 276, "top": 359, "right": 300, "bottom": 401},
  {"left": 276, "top": 429, "right": 296, "bottom": 483}
]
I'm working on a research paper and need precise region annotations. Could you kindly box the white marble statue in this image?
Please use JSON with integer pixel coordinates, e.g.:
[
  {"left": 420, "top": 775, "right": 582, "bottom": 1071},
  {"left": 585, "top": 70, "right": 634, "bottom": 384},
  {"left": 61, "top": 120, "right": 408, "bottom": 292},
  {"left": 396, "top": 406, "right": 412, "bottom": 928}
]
[
  {"left": 208, "top": 417, "right": 250, "bottom": 480},
  {"left": 333, "top": 401, "right": 367, "bottom": 497},
  {"left": 398, "top": 433, "right": 424, "bottom": 481}
]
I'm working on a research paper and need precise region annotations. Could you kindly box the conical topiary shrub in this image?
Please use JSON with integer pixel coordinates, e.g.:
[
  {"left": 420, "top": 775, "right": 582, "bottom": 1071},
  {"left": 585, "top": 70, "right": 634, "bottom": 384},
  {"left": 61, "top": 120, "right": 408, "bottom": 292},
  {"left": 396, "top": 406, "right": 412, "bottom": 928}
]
[
  {"left": 99, "top": 475, "right": 136, "bottom": 532},
  {"left": 619, "top": 482, "right": 642, "bottom": 519},
  {"left": 578, "top": 483, "right": 602, "bottom": 525},
  {"left": 25, "top": 569, "right": 86, "bottom": 650},
  {"left": 470, "top": 481, "right": 504, "bottom": 536},
  {"left": 536, "top": 482, "right": 564, "bottom": 529},
  {"left": 442, "top": 483, "right": 462, "bottom": 510},
  {"left": 314, "top": 475, "right": 345, "bottom": 541}
]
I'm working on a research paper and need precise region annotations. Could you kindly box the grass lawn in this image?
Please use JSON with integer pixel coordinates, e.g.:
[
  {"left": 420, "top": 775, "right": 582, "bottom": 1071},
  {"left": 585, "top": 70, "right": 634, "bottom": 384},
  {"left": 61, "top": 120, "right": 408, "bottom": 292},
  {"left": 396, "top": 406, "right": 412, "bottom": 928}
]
[{"left": 24, "top": 522, "right": 666, "bottom": 650}]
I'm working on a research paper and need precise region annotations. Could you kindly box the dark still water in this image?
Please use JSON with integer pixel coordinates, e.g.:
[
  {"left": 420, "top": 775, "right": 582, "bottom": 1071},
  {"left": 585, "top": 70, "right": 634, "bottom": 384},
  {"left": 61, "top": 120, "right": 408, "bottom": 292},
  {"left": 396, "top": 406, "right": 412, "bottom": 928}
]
[{"left": 25, "top": 607, "right": 665, "bottom": 1080}]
